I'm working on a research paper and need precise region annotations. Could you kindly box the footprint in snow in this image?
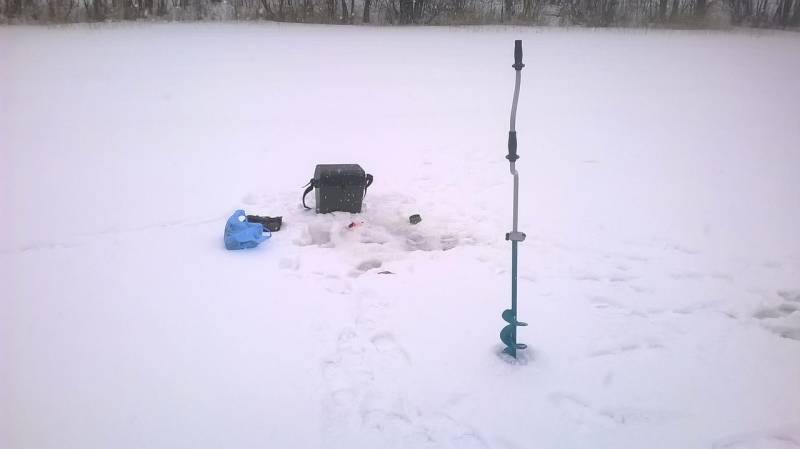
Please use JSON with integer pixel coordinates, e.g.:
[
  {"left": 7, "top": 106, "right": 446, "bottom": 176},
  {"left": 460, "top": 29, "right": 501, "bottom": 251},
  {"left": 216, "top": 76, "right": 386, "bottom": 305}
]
[
  {"left": 762, "top": 325, "right": 800, "bottom": 341},
  {"left": 324, "top": 278, "right": 353, "bottom": 295},
  {"left": 753, "top": 293, "right": 800, "bottom": 341},
  {"left": 670, "top": 243, "right": 701, "bottom": 255},
  {"left": 712, "top": 430, "right": 800, "bottom": 449},
  {"left": 278, "top": 256, "right": 300, "bottom": 271},
  {"left": 357, "top": 259, "right": 383, "bottom": 272},
  {"left": 549, "top": 392, "right": 675, "bottom": 427},
  {"left": 588, "top": 342, "right": 660, "bottom": 357},
  {"left": 778, "top": 289, "right": 800, "bottom": 303},
  {"left": 670, "top": 271, "right": 705, "bottom": 280},
  {"left": 424, "top": 413, "right": 490, "bottom": 449},
  {"left": 331, "top": 388, "right": 357, "bottom": 407},
  {"left": 753, "top": 303, "right": 798, "bottom": 319},
  {"left": 336, "top": 328, "right": 364, "bottom": 355},
  {"left": 371, "top": 332, "right": 411, "bottom": 366}
]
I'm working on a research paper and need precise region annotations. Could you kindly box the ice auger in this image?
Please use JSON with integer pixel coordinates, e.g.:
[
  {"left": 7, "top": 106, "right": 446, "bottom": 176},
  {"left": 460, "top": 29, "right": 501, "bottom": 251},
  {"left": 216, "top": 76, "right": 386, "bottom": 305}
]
[{"left": 500, "top": 40, "right": 528, "bottom": 359}]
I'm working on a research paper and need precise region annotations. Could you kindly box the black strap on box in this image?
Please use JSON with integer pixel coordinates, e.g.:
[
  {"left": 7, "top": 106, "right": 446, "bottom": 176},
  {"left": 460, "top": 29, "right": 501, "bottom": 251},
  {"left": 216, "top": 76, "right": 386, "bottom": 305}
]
[
  {"left": 365, "top": 174, "right": 374, "bottom": 193},
  {"left": 302, "top": 178, "right": 316, "bottom": 210}
]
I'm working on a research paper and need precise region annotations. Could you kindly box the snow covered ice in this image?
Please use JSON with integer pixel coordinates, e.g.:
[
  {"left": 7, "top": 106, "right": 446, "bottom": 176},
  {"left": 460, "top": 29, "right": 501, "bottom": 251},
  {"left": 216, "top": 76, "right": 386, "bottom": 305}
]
[{"left": 1, "top": 24, "right": 800, "bottom": 449}]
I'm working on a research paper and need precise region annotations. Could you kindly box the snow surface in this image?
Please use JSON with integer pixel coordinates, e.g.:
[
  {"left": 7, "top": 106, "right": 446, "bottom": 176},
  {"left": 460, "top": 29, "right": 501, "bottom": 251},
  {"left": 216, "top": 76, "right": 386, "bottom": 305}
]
[{"left": 1, "top": 24, "right": 800, "bottom": 449}]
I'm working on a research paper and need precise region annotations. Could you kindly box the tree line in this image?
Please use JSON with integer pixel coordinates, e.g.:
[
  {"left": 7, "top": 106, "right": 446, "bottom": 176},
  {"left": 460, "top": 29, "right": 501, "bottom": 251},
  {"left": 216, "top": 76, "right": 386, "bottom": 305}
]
[{"left": 2, "top": 0, "right": 798, "bottom": 27}]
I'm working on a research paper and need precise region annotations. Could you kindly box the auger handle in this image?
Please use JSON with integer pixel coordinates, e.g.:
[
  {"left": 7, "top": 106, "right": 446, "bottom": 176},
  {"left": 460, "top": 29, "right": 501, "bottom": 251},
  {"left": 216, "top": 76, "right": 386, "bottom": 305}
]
[
  {"left": 507, "top": 40, "right": 524, "bottom": 162},
  {"left": 513, "top": 40, "right": 525, "bottom": 71}
]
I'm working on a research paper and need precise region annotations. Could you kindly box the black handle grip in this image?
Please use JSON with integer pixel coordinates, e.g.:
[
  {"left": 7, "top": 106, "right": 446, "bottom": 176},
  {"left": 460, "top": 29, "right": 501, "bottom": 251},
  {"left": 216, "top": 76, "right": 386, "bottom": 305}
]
[
  {"left": 507, "top": 131, "right": 519, "bottom": 162},
  {"left": 513, "top": 40, "right": 524, "bottom": 71}
]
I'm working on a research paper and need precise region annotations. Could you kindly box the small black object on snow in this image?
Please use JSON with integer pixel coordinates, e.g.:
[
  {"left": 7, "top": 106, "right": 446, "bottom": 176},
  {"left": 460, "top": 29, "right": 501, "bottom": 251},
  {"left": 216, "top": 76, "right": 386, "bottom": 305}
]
[
  {"left": 246, "top": 215, "right": 282, "bottom": 232},
  {"left": 409, "top": 214, "right": 422, "bottom": 225}
]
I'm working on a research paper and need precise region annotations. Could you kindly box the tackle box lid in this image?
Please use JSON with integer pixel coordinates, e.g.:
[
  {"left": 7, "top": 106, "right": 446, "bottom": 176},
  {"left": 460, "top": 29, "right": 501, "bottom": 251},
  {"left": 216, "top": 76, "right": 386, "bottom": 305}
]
[{"left": 314, "top": 164, "right": 366, "bottom": 186}]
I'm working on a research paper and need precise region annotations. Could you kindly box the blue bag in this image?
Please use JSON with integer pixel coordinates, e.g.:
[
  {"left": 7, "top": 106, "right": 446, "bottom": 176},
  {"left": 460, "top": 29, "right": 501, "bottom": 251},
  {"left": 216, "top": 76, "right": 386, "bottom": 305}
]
[{"left": 224, "top": 210, "right": 270, "bottom": 250}]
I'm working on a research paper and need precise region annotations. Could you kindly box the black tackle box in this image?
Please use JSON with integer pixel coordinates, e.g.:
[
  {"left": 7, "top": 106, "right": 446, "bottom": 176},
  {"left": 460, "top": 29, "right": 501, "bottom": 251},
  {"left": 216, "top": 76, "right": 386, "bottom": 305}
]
[{"left": 304, "top": 164, "right": 373, "bottom": 214}]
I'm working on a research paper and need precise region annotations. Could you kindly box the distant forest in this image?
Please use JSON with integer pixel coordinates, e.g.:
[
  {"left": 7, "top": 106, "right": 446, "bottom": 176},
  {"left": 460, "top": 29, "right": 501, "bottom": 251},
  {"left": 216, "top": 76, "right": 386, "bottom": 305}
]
[{"left": 2, "top": 0, "right": 798, "bottom": 28}]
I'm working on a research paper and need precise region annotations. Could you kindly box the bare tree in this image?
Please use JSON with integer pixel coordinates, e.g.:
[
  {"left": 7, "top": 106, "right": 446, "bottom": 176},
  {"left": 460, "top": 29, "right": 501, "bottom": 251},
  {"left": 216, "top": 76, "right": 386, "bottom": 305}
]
[
  {"left": 774, "top": 0, "right": 794, "bottom": 25},
  {"left": 657, "top": 0, "right": 668, "bottom": 21},
  {"left": 398, "top": 0, "right": 412, "bottom": 22}
]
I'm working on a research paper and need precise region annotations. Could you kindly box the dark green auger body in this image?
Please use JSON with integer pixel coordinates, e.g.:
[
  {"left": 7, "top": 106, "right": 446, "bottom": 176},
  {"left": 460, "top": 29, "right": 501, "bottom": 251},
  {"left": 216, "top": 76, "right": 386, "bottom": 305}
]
[{"left": 501, "top": 40, "right": 528, "bottom": 359}]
